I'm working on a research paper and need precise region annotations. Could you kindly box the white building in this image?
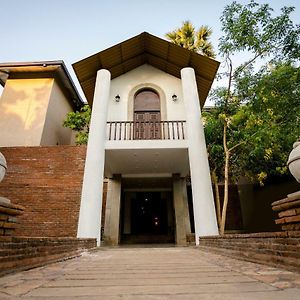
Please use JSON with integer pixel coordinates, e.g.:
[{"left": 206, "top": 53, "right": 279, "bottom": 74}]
[
  {"left": 73, "top": 32, "right": 220, "bottom": 246},
  {"left": 0, "top": 32, "right": 220, "bottom": 246}
]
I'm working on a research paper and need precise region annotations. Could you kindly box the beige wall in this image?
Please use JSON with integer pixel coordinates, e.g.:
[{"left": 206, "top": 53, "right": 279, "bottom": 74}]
[
  {"left": 0, "top": 78, "right": 53, "bottom": 146},
  {"left": 108, "top": 64, "right": 186, "bottom": 122},
  {"left": 0, "top": 77, "right": 74, "bottom": 147},
  {"left": 41, "top": 80, "right": 74, "bottom": 145}
]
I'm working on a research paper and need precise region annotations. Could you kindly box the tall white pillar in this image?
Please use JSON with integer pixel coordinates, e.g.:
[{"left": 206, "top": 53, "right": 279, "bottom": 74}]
[
  {"left": 181, "top": 67, "right": 218, "bottom": 245},
  {"left": 77, "top": 69, "right": 111, "bottom": 246}
]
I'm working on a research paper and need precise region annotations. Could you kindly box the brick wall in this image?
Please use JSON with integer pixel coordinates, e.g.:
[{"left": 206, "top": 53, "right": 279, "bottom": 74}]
[
  {"left": 0, "top": 199, "right": 24, "bottom": 236},
  {"left": 0, "top": 236, "right": 96, "bottom": 276},
  {"left": 199, "top": 232, "right": 300, "bottom": 272},
  {"left": 0, "top": 146, "right": 87, "bottom": 237}
]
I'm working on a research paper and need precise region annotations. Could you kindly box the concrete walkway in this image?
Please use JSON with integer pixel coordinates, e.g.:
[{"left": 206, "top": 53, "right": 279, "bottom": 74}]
[{"left": 0, "top": 246, "right": 300, "bottom": 299}]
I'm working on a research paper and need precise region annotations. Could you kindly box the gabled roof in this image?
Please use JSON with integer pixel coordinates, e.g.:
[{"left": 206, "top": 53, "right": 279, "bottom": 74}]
[
  {"left": 0, "top": 61, "right": 84, "bottom": 110},
  {"left": 73, "top": 32, "right": 220, "bottom": 107}
]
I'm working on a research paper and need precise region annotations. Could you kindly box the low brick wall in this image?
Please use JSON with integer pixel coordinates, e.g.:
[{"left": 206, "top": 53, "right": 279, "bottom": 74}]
[
  {"left": 0, "top": 199, "right": 24, "bottom": 236},
  {"left": 272, "top": 190, "right": 300, "bottom": 231},
  {"left": 186, "top": 233, "right": 195, "bottom": 245},
  {"left": 199, "top": 232, "right": 300, "bottom": 272},
  {"left": 0, "top": 146, "right": 87, "bottom": 237},
  {"left": 0, "top": 237, "right": 96, "bottom": 276}
]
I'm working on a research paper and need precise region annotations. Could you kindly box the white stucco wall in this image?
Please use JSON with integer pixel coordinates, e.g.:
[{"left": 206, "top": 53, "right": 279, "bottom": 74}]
[
  {"left": 0, "top": 78, "right": 53, "bottom": 147},
  {"left": 41, "top": 80, "right": 74, "bottom": 145},
  {"left": 108, "top": 64, "right": 186, "bottom": 122}
]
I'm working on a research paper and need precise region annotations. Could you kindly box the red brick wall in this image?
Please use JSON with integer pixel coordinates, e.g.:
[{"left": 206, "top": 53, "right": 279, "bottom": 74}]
[
  {"left": 0, "top": 146, "right": 87, "bottom": 237},
  {"left": 0, "top": 236, "right": 96, "bottom": 276}
]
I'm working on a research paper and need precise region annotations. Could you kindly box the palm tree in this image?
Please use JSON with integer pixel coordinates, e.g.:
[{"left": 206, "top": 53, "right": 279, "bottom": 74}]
[{"left": 166, "top": 21, "right": 216, "bottom": 58}]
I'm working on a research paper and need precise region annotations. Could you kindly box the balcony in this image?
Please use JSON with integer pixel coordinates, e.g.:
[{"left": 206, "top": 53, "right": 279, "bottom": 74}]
[
  {"left": 106, "top": 120, "right": 186, "bottom": 141},
  {"left": 104, "top": 120, "right": 189, "bottom": 177}
]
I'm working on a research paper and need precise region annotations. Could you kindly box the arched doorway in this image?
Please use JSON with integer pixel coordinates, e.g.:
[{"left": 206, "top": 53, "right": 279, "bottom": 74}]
[{"left": 134, "top": 89, "right": 161, "bottom": 139}]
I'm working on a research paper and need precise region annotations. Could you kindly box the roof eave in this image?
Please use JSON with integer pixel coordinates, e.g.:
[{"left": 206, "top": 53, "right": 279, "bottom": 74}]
[
  {"left": 0, "top": 60, "right": 84, "bottom": 110},
  {"left": 73, "top": 32, "right": 220, "bottom": 107}
]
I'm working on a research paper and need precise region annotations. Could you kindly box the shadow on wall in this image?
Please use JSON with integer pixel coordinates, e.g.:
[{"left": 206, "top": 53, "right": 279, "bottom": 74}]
[
  {"left": 238, "top": 177, "right": 300, "bottom": 232},
  {"left": 0, "top": 80, "right": 52, "bottom": 146}
]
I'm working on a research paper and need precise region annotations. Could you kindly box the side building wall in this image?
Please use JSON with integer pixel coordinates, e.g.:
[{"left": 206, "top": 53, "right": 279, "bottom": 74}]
[
  {"left": 0, "top": 146, "right": 87, "bottom": 237},
  {"left": 41, "top": 80, "right": 74, "bottom": 145},
  {"left": 0, "top": 78, "right": 53, "bottom": 146},
  {"left": 0, "top": 77, "right": 75, "bottom": 147}
]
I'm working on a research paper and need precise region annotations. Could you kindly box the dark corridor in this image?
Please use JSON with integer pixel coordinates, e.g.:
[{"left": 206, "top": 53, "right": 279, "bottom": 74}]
[{"left": 131, "top": 192, "right": 168, "bottom": 235}]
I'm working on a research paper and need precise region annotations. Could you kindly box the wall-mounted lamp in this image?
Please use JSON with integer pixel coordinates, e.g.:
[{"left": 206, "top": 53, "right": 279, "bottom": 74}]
[
  {"left": 115, "top": 94, "right": 120, "bottom": 102},
  {"left": 172, "top": 94, "right": 178, "bottom": 101}
]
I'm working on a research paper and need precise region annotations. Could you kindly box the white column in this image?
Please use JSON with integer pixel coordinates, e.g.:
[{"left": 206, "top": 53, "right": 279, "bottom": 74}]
[
  {"left": 181, "top": 67, "right": 218, "bottom": 245},
  {"left": 77, "top": 69, "right": 111, "bottom": 246}
]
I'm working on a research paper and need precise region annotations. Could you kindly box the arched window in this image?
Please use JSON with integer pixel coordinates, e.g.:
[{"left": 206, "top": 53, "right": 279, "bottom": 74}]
[{"left": 134, "top": 89, "right": 161, "bottom": 139}]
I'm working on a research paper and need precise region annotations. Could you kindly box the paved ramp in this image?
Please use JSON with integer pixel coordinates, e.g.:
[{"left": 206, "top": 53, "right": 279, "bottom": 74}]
[{"left": 1, "top": 247, "right": 300, "bottom": 299}]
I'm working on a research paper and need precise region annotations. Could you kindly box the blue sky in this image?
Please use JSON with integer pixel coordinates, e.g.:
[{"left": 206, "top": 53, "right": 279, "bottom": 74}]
[{"left": 0, "top": 0, "right": 299, "bottom": 100}]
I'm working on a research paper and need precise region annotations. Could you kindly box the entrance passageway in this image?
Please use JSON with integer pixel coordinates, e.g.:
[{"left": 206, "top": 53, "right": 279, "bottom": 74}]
[{"left": 1, "top": 247, "right": 300, "bottom": 299}]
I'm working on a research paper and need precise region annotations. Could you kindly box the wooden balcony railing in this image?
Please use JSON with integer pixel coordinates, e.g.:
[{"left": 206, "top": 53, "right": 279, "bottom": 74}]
[{"left": 106, "top": 121, "right": 186, "bottom": 141}]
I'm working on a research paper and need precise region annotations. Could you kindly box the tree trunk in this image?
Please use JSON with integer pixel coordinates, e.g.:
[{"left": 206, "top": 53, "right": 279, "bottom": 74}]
[
  {"left": 220, "top": 150, "right": 230, "bottom": 235},
  {"left": 220, "top": 56, "right": 233, "bottom": 236},
  {"left": 211, "top": 170, "right": 221, "bottom": 229}
]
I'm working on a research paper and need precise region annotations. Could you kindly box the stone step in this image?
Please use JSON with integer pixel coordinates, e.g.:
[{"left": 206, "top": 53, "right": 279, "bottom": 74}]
[{"left": 121, "top": 234, "right": 174, "bottom": 244}]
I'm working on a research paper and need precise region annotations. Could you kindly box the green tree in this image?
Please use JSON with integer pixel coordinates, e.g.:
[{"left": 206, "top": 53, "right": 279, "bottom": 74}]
[
  {"left": 204, "top": 89, "right": 251, "bottom": 229},
  {"left": 63, "top": 105, "right": 91, "bottom": 145},
  {"left": 166, "top": 21, "right": 216, "bottom": 58},
  {"left": 234, "top": 63, "right": 300, "bottom": 184},
  {"left": 205, "top": 65, "right": 300, "bottom": 231},
  {"left": 203, "top": 106, "right": 226, "bottom": 228},
  {"left": 211, "top": 0, "right": 300, "bottom": 234}
]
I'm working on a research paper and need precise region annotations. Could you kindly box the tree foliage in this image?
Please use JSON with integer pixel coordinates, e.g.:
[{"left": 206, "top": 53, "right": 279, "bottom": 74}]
[
  {"left": 219, "top": 1, "right": 300, "bottom": 62},
  {"left": 205, "top": 63, "right": 300, "bottom": 186},
  {"left": 63, "top": 105, "right": 91, "bottom": 145},
  {"left": 166, "top": 21, "right": 216, "bottom": 58},
  {"left": 235, "top": 63, "right": 300, "bottom": 183},
  {"left": 205, "top": 0, "right": 300, "bottom": 234}
]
